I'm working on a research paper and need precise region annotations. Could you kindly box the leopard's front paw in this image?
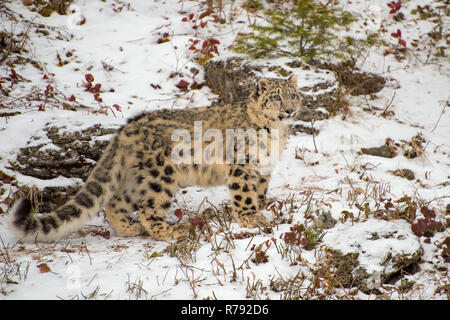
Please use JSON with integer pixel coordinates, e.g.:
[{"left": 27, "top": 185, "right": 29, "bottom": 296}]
[{"left": 236, "top": 212, "right": 268, "bottom": 229}]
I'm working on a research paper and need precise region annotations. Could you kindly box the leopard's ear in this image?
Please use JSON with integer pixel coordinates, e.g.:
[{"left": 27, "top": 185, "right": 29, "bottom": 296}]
[
  {"left": 288, "top": 74, "right": 298, "bottom": 86},
  {"left": 257, "top": 78, "right": 271, "bottom": 95}
]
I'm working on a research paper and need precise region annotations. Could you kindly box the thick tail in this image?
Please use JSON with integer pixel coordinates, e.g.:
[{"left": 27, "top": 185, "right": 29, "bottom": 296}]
[{"left": 8, "top": 136, "right": 120, "bottom": 242}]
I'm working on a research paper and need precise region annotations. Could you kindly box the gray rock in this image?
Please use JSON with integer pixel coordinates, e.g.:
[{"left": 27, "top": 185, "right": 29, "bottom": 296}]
[
  {"left": 391, "top": 169, "right": 415, "bottom": 180},
  {"left": 361, "top": 145, "right": 396, "bottom": 158},
  {"left": 203, "top": 57, "right": 344, "bottom": 124},
  {"left": 312, "top": 210, "right": 337, "bottom": 230},
  {"left": 340, "top": 72, "right": 386, "bottom": 96},
  {"left": 12, "top": 124, "right": 117, "bottom": 181},
  {"left": 321, "top": 219, "right": 423, "bottom": 292}
]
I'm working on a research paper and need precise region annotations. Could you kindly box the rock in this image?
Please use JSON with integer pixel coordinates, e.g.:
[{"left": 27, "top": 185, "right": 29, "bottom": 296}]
[
  {"left": 13, "top": 124, "right": 117, "bottom": 181},
  {"left": 340, "top": 72, "right": 386, "bottom": 96},
  {"left": 35, "top": 0, "right": 74, "bottom": 17},
  {"left": 361, "top": 145, "right": 396, "bottom": 158},
  {"left": 312, "top": 210, "right": 337, "bottom": 230},
  {"left": 391, "top": 169, "right": 415, "bottom": 180},
  {"left": 203, "top": 57, "right": 344, "bottom": 123},
  {"left": 309, "top": 60, "right": 386, "bottom": 96},
  {"left": 203, "top": 57, "right": 259, "bottom": 105},
  {"left": 9, "top": 124, "right": 118, "bottom": 211},
  {"left": 320, "top": 219, "right": 423, "bottom": 292},
  {"left": 290, "top": 124, "right": 320, "bottom": 136},
  {"left": 8, "top": 185, "right": 80, "bottom": 213},
  {"left": 0, "top": 111, "right": 21, "bottom": 117}
]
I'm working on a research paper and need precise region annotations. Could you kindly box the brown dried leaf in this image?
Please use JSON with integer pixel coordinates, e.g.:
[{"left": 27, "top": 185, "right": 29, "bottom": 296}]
[{"left": 38, "top": 263, "right": 51, "bottom": 273}]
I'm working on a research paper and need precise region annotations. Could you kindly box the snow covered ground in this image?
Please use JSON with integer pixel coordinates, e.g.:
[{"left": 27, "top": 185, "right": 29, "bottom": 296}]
[{"left": 0, "top": 0, "right": 448, "bottom": 299}]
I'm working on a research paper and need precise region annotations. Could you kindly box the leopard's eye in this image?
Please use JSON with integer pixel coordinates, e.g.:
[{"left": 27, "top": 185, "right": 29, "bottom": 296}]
[
  {"left": 273, "top": 95, "right": 281, "bottom": 101},
  {"left": 291, "top": 94, "right": 298, "bottom": 99}
]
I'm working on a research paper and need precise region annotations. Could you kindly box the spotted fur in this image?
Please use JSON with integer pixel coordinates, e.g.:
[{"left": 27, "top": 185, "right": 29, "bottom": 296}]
[{"left": 8, "top": 77, "right": 302, "bottom": 242}]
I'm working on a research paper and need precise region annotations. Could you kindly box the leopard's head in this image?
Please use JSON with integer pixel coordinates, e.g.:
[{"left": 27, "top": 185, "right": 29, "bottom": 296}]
[{"left": 254, "top": 75, "right": 302, "bottom": 122}]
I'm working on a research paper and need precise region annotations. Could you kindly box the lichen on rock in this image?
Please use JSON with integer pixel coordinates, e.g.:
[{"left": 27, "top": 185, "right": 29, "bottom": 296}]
[{"left": 320, "top": 219, "right": 423, "bottom": 292}]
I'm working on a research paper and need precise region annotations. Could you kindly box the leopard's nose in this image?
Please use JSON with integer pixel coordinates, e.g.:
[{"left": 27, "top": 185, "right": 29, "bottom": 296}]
[{"left": 285, "top": 109, "right": 293, "bottom": 114}]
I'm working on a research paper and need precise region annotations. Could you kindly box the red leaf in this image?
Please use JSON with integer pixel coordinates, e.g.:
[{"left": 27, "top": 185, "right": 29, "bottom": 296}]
[
  {"left": 391, "top": 29, "right": 402, "bottom": 38},
  {"left": 174, "top": 208, "right": 183, "bottom": 223},
  {"left": 93, "top": 83, "right": 101, "bottom": 92},
  {"left": 77, "top": 16, "right": 86, "bottom": 26},
  {"left": 283, "top": 231, "right": 296, "bottom": 244},
  {"left": 68, "top": 94, "right": 76, "bottom": 102},
  {"left": 420, "top": 206, "right": 436, "bottom": 218},
  {"left": 157, "top": 37, "right": 170, "bottom": 44},
  {"left": 411, "top": 218, "right": 441, "bottom": 237},
  {"left": 387, "top": 1, "right": 401, "bottom": 14},
  {"left": 82, "top": 81, "right": 91, "bottom": 90},
  {"left": 93, "top": 93, "right": 102, "bottom": 102},
  {"left": 299, "top": 238, "right": 308, "bottom": 247},
  {"left": 189, "top": 217, "right": 205, "bottom": 229},
  {"left": 176, "top": 79, "right": 189, "bottom": 89},
  {"left": 444, "top": 237, "right": 450, "bottom": 247},
  {"left": 112, "top": 104, "right": 121, "bottom": 111},
  {"left": 211, "top": 14, "right": 221, "bottom": 23},
  {"left": 189, "top": 13, "right": 194, "bottom": 20},
  {"left": 411, "top": 220, "right": 424, "bottom": 237},
  {"left": 85, "top": 73, "right": 94, "bottom": 83},
  {"left": 9, "top": 68, "right": 17, "bottom": 79},
  {"left": 38, "top": 263, "right": 51, "bottom": 273},
  {"left": 398, "top": 38, "right": 407, "bottom": 47},
  {"left": 384, "top": 200, "right": 394, "bottom": 210}
]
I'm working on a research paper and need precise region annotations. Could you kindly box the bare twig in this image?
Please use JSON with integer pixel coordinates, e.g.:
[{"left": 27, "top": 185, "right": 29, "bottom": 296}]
[
  {"left": 310, "top": 118, "right": 318, "bottom": 153},
  {"left": 381, "top": 91, "right": 396, "bottom": 117},
  {"left": 431, "top": 97, "right": 449, "bottom": 132}
]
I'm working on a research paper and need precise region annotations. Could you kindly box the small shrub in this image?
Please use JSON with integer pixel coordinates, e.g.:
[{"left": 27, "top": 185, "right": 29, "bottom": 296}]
[
  {"left": 387, "top": 1, "right": 402, "bottom": 15},
  {"left": 282, "top": 223, "right": 324, "bottom": 250},
  {"left": 411, "top": 217, "right": 444, "bottom": 237},
  {"left": 251, "top": 238, "right": 276, "bottom": 264},
  {"left": 302, "top": 225, "right": 325, "bottom": 250},
  {"left": 234, "top": 0, "right": 356, "bottom": 61},
  {"left": 187, "top": 37, "right": 220, "bottom": 64}
]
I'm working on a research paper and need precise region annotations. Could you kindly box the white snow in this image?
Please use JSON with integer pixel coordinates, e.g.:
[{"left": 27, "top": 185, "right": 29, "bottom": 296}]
[{"left": 0, "top": 0, "right": 449, "bottom": 300}]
